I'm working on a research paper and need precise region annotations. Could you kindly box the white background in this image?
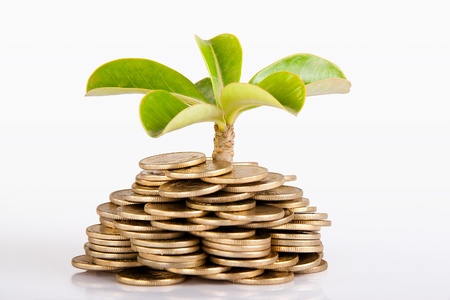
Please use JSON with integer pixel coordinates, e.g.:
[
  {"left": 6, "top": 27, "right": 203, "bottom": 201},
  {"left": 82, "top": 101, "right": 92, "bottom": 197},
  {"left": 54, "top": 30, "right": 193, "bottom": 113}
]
[{"left": 1, "top": 1, "right": 449, "bottom": 299}]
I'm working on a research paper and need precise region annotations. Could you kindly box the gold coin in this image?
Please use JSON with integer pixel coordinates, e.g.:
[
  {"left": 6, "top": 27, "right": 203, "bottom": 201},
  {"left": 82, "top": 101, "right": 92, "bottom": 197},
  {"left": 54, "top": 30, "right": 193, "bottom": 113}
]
[
  {"left": 88, "top": 237, "right": 132, "bottom": 247},
  {"left": 131, "top": 236, "right": 199, "bottom": 248},
  {"left": 204, "top": 232, "right": 271, "bottom": 246},
  {"left": 188, "top": 215, "right": 251, "bottom": 226},
  {"left": 71, "top": 255, "right": 122, "bottom": 272},
  {"left": 99, "top": 217, "right": 115, "bottom": 229},
  {"left": 209, "top": 251, "right": 279, "bottom": 268},
  {"left": 272, "top": 243, "right": 324, "bottom": 253},
  {"left": 238, "top": 209, "right": 294, "bottom": 229},
  {"left": 190, "top": 191, "right": 255, "bottom": 203},
  {"left": 120, "top": 230, "right": 185, "bottom": 240},
  {"left": 265, "top": 231, "right": 321, "bottom": 240},
  {"left": 136, "top": 169, "right": 176, "bottom": 181},
  {"left": 252, "top": 185, "right": 303, "bottom": 201},
  {"left": 123, "top": 192, "right": 180, "bottom": 204},
  {"left": 231, "top": 270, "right": 294, "bottom": 285},
  {"left": 131, "top": 182, "right": 160, "bottom": 196},
  {"left": 151, "top": 219, "right": 219, "bottom": 232},
  {"left": 203, "top": 245, "right": 272, "bottom": 259},
  {"left": 109, "top": 189, "right": 136, "bottom": 206},
  {"left": 268, "top": 221, "right": 321, "bottom": 231},
  {"left": 190, "top": 227, "right": 255, "bottom": 239},
  {"left": 293, "top": 220, "right": 332, "bottom": 226},
  {"left": 284, "top": 175, "right": 297, "bottom": 181},
  {"left": 233, "top": 162, "right": 259, "bottom": 166},
  {"left": 274, "top": 252, "right": 322, "bottom": 272},
  {"left": 144, "top": 202, "right": 208, "bottom": 218},
  {"left": 132, "top": 244, "right": 200, "bottom": 255},
  {"left": 271, "top": 238, "right": 322, "bottom": 247},
  {"left": 92, "top": 257, "right": 142, "bottom": 268},
  {"left": 139, "top": 250, "right": 207, "bottom": 263},
  {"left": 116, "top": 267, "right": 186, "bottom": 286},
  {"left": 84, "top": 243, "right": 137, "bottom": 260},
  {"left": 201, "top": 165, "right": 268, "bottom": 184},
  {"left": 139, "top": 151, "right": 206, "bottom": 170},
  {"left": 135, "top": 178, "right": 168, "bottom": 187},
  {"left": 202, "top": 268, "right": 264, "bottom": 281},
  {"left": 263, "top": 197, "right": 309, "bottom": 209},
  {"left": 96, "top": 202, "right": 126, "bottom": 220},
  {"left": 159, "top": 180, "right": 225, "bottom": 198},
  {"left": 137, "top": 256, "right": 206, "bottom": 270},
  {"left": 259, "top": 253, "right": 299, "bottom": 269},
  {"left": 295, "top": 259, "right": 328, "bottom": 274},
  {"left": 86, "top": 224, "right": 129, "bottom": 240},
  {"left": 222, "top": 172, "right": 285, "bottom": 193},
  {"left": 167, "top": 263, "right": 231, "bottom": 276},
  {"left": 116, "top": 204, "right": 173, "bottom": 221},
  {"left": 87, "top": 242, "right": 134, "bottom": 253},
  {"left": 292, "top": 205, "right": 317, "bottom": 213},
  {"left": 293, "top": 212, "right": 329, "bottom": 221},
  {"left": 186, "top": 199, "right": 256, "bottom": 212},
  {"left": 113, "top": 219, "right": 161, "bottom": 232},
  {"left": 202, "top": 240, "right": 270, "bottom": 252},
  {"left": 165, "top": 160, "right": 233, "bottom": 179},
  {"left": 216, "top": 205, "right": 285, "bottom": 222}
]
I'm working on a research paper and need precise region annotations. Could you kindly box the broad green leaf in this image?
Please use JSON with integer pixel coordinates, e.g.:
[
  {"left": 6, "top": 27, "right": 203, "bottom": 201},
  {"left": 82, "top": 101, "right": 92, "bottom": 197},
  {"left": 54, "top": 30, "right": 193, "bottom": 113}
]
[
  {"left": 250, "top": 54, "right": 350, "bottom": 96},
  {"left": 256, "top": 71, "right": 306, "bottom": 114},
  {"left": 221, "top": 83, "right": 297, "bottom": 125},
  {"left": 195, "top": 34, "right": 242, "bottom": 105},
  {"left": 86, "top": 58, "right": 207, "bottom": 102},
  {"left": 195, "top": 77, "right": 216, "bottom": 105},
  {"left": 140, "top": 90, "right": 224, "bottom": 137},
  {"left": 305, "top": 78, "right": 352, "bottom": 96}
]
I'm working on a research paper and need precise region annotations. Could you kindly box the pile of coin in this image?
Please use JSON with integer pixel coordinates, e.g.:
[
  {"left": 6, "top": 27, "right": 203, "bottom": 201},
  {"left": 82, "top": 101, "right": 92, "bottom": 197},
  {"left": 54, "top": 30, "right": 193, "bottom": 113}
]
[{"left": 72, "top": 151, "right": 331, "bottom": 286}]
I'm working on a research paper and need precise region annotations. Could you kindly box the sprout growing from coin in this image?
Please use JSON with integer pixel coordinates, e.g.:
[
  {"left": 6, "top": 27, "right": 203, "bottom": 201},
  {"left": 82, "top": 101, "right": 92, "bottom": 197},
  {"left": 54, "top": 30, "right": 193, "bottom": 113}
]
[{"left": 86, "top": 34, "right": 351, "bottom": 162}]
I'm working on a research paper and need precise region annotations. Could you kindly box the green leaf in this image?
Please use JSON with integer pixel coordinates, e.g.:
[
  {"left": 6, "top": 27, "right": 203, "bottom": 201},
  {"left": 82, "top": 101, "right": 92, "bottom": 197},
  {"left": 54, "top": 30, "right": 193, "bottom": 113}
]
[
  {"left": 305, "top": 78, "right": 352, "bottom": 96},
  {"left": 139, "top": 90, "right": 225, "bottom": 137},
  {"left": 250, "top": 54, "right": 351, "bottom": 96},
  {"left": 195, "top": 34, "right": 242, "bottom": 104},
  {"left": 221, "top": 83, "right": 298, "bottom": 125},
  {"left": 86, "top": 58, "right": 207, "bottom": 102},
  {"left": 195, "top": 77, "right": 216, "bottom": 105}
]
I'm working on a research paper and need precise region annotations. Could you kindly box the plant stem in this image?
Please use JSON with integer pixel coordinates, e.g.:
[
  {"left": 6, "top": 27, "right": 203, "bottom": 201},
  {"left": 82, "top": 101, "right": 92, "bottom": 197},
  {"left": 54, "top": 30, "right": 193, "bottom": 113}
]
[{"left": 212, "top": 124, "right": 235, "bottom": 163}]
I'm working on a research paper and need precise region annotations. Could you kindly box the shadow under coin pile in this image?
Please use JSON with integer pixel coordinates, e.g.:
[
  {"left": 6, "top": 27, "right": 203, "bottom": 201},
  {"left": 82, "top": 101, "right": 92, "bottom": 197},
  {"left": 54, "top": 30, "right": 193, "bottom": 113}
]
[{"left": 72, "top": 152, "right": 331, "bottom": 286}]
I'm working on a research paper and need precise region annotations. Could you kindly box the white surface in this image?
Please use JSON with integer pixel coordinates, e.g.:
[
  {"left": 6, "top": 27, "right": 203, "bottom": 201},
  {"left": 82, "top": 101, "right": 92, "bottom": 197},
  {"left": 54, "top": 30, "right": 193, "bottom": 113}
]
[{"left": 1, "top": 1, "right": 449, "bottom": 299}]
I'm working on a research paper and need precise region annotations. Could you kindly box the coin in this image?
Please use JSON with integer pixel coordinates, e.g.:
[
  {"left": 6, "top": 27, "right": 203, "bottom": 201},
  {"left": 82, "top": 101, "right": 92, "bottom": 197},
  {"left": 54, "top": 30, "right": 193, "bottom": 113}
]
[
  {"left": 99, "top": 217, "right": 115, "bottom": 229},
  {"left": 84, "top": 243, "right": 137, "bottom": 260},
  {"left": 238, "top": 209, "right": 294, "bottom": 229},
  {"left": 233, "top": 162, "right": 259, "bottom": 166},
  {"left": 203, "top": 245, "right": 271, "bottom": 259},
  {"left": 165, "top": 160, "right": 233, "bottom": 179},
  {"left": 131, "top": 182, "right": 160, "bottom": 196},
  {"left": 252, "top": 185, "right": 303, "bottom": 201},
  {"left": 271, "top": 243, "right": 324, "bottom": 253},
  {"left": 139, "top": 151, "right": 206, "bottom": 170},
  {"left": 113, "top": 219, "right": 161, "bottom": 232},
  {"left": 131, "top": 244, "right": 201, "bottom": 255},
  {"left": 167, "top": 263, "right": 231, "bottom": 276},
  {"left": 292, "top": 206, "right": 317, "bottom": 213},
  {"left": 186, "top": 199, "right": 256, "bottom": 212},
  {"left": 209, "top": 251, "right": 279, "bottom": 268},
  {"left": 123, "top": 192, "right": 179, "bottom": 203},
  {"left": 295, "top": 259, "right": 328, "bottom": 274},
  {"left": 274, "top": 252, "right": 322, "bottom": 272},
  {"left": 190, "top": 227, "right": 255, "bottom": 239},
  {"left": 202, "top": 268, "right": 264, "bottom": 281},
  {"left": 151, "top": 219, "right": 219, "bottom": 232},
  {"left": 71, "top": 255, "right": 122, "bottom": 272},
  {"left": 120, "top": 230, "right": 185, "bottom": 240},
  {"left": 137, "top": 256, "right": 206, "bottom": 270},
  {"left": 271, "top": 238, "right": 322, "bottom": 247},
  {"left": 265, "top": 231, "right": 321, "bottom": 240},
  {"left": 117, "top": 204, "right": 173, "bottom": 221},
  {"left": 204, "top": 232, "right": 271, "bottom": 246},
  {"left": 202, "top": 240, "right": 271, "bottom": 252},
  {"left": 109, "top": 189, "right": 137, "bottom": 205},
  {"left": 188, "top": 215, "right": 251, "bottom": 226},
  {"left": 259, "top": 253, "right": 299, "bottom": 269},
  {"left": 284, "top": 175, "right": 297, "bottom": 181},
  {"left": 201, "top": 165, "right": 268, "bottom": 184},
  {"left": 216, "top": 205, "right": 285, "bottom": 222},
  {"left": 116, "top": 267, "right": 186, "bottom": 286},
  {"left": 263, "top": 197, "right": 309, "bottom": 209},
  {"left": 92, "top": 257, "right": 142, "bottom": 268},
  {"left": 131, "top": 236, "right": 200, "bottom": 248},
  {"left": 190, "top": 191, "right": 255, "bottom": 203},
  {"left": 144, "top": 202, "right": 208, "bottom": 218},
  {"left": 139, "top": 250, "right": 207, "bottom": 263},
  {"left": 136, "top": 169, "right": 176, "bottom": 181},
  {"left": 293, "top": 220, "right": 332, "bottom": 226},
  {"left": 87, "top": 242, "right": 135, "bottom": 253},
  {"left": 222, "top": 172, "right": 285, "bottom": 193},
  {"left": 135, "top": 178, "right": 168, "bottom": 186},
  {"left": 96, "top": 202, "right": 126, "bottom": 220},
  {"left": 292, "top": 212, "right": 329, "bottom": 220},
  {"left": 86, "top": 224, "right": 129, "bottom": 240},
  {"left": 159, "top": 180, "right": 225, "bottom": 198},
  {"left": 267, "top": 221, "right": 321, "bottom": 231},
  {"left": 88, "top": 237, "right": 132, "bottom": 247},
  {"left": 231, "top": 270, "right": 294, "bottom": 285}
]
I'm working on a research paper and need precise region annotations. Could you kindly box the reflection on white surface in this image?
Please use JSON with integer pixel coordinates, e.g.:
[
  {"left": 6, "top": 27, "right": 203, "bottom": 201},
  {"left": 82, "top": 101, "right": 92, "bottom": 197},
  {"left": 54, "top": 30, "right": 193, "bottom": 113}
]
[{"left": 71, "top": 270, "right": 328, "bottom": 300}]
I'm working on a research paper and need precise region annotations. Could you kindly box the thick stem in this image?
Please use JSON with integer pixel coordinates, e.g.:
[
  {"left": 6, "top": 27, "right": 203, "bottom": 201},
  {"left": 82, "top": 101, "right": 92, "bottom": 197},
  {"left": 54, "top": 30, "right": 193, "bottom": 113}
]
[{"left": 212, "top": 124, "right": 235, "bottom": 163}]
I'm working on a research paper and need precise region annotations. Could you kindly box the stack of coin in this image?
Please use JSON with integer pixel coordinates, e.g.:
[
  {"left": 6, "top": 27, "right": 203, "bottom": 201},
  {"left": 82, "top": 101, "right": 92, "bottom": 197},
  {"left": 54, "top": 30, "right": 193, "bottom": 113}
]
[{"left": 72, "top": 151, "right": 331, "bottom": 286}]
